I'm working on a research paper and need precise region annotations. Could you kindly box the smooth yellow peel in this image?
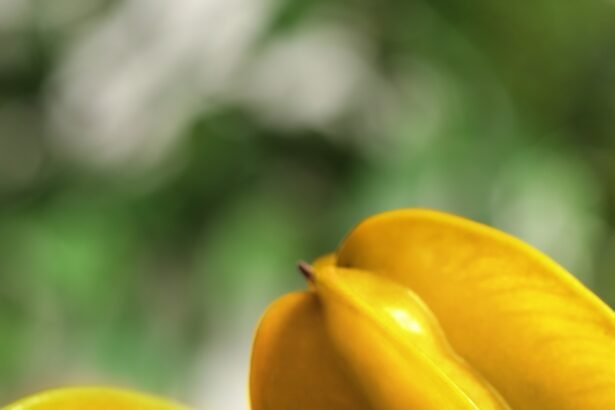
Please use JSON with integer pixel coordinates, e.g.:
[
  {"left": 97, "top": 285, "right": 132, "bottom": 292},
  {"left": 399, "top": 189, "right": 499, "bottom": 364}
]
[{"left": 251, "top": 208, "right": 615, "bottom": 409}]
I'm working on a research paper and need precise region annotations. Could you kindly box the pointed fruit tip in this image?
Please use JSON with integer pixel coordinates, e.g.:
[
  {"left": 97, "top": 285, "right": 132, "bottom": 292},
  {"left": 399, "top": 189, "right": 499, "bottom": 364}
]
[{"left": 298, "top": 261, "right": 315, "bottom": 282}]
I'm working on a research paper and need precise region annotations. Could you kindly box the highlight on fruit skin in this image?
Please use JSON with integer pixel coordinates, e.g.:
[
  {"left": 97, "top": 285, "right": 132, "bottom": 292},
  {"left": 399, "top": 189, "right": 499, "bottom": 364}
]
[
  {"left": 250, "top": 208, "right": 615, "bottom": 410},
  {"left": 2, "top": 386, "right": 187, "bottom": 410}
]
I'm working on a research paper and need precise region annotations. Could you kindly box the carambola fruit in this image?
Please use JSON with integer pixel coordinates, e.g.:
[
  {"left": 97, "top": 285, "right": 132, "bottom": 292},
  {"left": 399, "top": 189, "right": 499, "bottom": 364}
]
[{"left": 251, "top": 209, "right": 615, "bottom": 409}]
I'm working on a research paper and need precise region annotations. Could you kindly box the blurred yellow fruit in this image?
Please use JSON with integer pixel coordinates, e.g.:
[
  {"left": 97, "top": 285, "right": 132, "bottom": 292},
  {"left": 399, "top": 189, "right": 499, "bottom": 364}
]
[{"left": 2, "top": 387, "right": 186, "bottom": 410}]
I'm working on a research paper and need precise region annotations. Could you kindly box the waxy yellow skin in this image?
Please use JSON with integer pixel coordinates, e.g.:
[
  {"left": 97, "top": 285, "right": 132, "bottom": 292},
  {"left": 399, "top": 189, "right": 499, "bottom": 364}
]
[
  {"left": 251, "top": 208, "right": 615, "bottom": 409},
  {"left": 251, "top": 267, "right": 509, "bottom": 409},
  {"left": 251, "top": 292, "right": 372, "bottom": 410},
  {"left": 2, "top": 387, "right": 186, "bottom": 410},
  {"left": 252, "top": 263, "right": 509, "bottom": 409},
  {"left": 337, "top": 209, "right": 615, "bottom": 409},
  {"left": 312, "top": 266, "right": 509, "bottom": 409}
]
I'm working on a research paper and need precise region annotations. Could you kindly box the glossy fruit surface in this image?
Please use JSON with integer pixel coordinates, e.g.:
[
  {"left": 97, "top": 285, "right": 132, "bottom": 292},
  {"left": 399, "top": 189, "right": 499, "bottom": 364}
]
[
  {"left": 251, "top": 208, "right": 615, "bottom": 409},
  {"left": 251, "top": 292, "right": 372, "bottom": 410},
  {"left": 311, "top": 265, "right": 509, "bottom": 409},
  {"left": 337, "top": 209, "right": 615, "bottom": 409}
]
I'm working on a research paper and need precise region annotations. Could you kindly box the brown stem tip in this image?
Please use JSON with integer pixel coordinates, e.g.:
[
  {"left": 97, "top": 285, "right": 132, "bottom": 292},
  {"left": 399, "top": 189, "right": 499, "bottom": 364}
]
[{"left": 297, "top": 261, "right": 315, "bottom": 282}]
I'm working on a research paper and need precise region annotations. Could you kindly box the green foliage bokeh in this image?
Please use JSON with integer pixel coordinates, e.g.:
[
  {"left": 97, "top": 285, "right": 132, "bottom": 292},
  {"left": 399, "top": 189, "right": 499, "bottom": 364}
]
[{"left": 1, "top": 0, "right": 615, "bottom": 405}]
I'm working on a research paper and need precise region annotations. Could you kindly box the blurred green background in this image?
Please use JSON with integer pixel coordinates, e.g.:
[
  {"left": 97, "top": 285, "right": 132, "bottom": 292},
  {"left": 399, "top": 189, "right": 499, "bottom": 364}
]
[{"left": 1, "top": 0, "right": 615, "bottom": 407}]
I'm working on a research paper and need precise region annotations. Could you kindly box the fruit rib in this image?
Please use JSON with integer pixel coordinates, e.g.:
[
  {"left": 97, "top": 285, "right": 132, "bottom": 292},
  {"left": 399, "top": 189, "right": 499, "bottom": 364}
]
[
  {"left": 311, "top": 265, "right": 510, "bottom": 410},
  {"left": 250, "top": 291, "right": 373, "bottom": 410},
  {"left": 336, "top": 208, "right": 615, "bottom": 409}
]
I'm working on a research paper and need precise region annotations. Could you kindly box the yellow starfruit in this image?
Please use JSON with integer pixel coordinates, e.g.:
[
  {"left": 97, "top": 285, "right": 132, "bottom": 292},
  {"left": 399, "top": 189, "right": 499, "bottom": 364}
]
[{"left": 251, "top": 209, "right": 615, "bottom": 409}]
